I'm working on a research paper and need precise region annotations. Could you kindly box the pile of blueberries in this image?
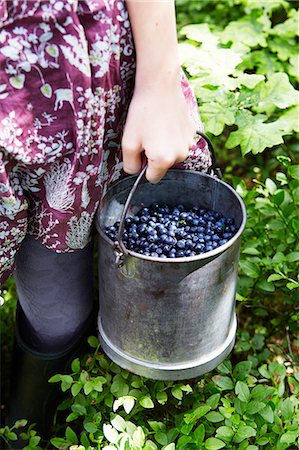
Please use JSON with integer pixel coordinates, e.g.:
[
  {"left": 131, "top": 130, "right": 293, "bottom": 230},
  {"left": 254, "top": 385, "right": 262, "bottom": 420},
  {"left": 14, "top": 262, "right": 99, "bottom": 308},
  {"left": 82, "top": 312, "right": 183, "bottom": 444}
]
[{"left": 105, "top": 204, "right": 238, "bottom": 258}]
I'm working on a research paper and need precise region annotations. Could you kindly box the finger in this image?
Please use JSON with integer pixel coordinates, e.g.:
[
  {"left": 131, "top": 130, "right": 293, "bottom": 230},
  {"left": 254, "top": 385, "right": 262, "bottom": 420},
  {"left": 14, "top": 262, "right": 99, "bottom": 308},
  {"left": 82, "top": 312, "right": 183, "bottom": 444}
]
[
  {"left": 175, "top": 145, "right": 189, "bottom": 163},
  {"left": 121, "top": 135, "right": 143, "bottom": 175},
  {"left": 145, "top": 155, "right": 176, "bottom": 184}
]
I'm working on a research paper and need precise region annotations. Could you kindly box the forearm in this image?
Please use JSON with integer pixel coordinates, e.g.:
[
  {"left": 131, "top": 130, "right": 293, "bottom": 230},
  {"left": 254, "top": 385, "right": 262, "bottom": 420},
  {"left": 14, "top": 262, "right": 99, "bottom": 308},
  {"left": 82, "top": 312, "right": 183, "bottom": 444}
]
[{"left": 126, "top": 0, "right": 181, "bottom": 89}]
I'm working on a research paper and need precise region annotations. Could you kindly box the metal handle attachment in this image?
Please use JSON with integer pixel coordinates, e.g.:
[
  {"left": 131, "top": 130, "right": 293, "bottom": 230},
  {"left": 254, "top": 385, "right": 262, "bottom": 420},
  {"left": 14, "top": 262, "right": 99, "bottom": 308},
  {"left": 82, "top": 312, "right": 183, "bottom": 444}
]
[
  {"left": 196, "top": 131, "right": 222, "bottom": 179},
  {"left": 113, "top": 132, "right": 221, "bottom": 266}
]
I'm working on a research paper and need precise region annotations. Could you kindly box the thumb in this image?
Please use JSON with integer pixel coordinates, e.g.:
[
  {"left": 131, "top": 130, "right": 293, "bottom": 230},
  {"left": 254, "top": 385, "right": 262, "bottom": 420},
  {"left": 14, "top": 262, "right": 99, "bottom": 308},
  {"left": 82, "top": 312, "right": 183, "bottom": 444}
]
[{"left": 146, "top": 157, "right": 174, "bottom": 184}]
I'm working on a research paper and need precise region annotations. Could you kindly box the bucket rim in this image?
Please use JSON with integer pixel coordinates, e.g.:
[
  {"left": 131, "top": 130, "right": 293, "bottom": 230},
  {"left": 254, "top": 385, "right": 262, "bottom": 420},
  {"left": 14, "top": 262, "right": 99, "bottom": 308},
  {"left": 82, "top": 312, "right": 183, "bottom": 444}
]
[{"left": 97, "top": 170, "right": 247, "bottom": 263}]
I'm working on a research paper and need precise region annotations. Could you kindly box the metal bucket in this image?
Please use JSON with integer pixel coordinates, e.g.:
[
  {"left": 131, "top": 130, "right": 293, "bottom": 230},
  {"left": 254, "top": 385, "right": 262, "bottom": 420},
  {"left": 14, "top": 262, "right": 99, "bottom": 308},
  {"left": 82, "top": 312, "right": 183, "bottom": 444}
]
[{"left": 96, "top": 144, "right": 246, "bottom": 380}]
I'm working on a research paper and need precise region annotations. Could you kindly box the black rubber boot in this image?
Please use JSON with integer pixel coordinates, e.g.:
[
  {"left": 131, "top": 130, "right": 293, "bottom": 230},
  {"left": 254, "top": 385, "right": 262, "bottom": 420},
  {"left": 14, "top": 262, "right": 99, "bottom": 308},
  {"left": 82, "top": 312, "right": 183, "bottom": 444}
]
[{"left": 7, "top": 306, "right": 95, "bottom": 446}]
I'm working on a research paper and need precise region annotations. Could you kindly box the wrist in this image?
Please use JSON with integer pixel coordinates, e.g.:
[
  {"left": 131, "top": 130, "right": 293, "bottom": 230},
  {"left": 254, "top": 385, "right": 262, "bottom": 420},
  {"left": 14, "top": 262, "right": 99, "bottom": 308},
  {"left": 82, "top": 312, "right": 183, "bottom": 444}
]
[{"left": 135, "top": 61, "right": 181, "bottom": 92}]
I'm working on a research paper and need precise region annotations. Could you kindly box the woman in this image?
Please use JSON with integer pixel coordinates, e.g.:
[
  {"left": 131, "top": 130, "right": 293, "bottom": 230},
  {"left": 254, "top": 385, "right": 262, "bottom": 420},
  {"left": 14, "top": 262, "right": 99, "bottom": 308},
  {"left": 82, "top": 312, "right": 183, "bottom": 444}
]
[{"left": 0, "top": 0, "right": 210, "bottom": 435}]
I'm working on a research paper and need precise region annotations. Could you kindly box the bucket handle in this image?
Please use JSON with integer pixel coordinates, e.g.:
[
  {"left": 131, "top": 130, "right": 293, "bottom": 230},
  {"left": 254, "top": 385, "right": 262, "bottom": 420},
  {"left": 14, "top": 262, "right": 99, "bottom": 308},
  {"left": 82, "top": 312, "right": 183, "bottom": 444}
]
[{"left": 114, "top": 131, "right": 221, "bottom": 266}]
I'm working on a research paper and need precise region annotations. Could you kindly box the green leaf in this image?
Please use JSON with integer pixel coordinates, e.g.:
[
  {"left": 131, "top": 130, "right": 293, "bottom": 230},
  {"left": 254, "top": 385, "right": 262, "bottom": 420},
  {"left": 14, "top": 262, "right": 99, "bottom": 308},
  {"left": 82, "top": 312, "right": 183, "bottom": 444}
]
[
  {"left": 205, "top": 437, "right": 226, "bottom": 450},
  {"left": 267, "top": 274, "right": 284, "bottom": 282},
  {"left": 217, "top": 360, "right": 232, "bottom": 374},
  {"left": 66, "top": 412, "right": 79, "bottom": 422},
  {"left": 286, "top": 252, "right": 299, "bottom": 262},
  {"left": 269, "top": 36, "right": 298, "bottom": 61},
  {"left": 155, "top": 432, "right": 169, "bottom": 446},
  {"left": 83, "top": 381, "right": 94, "bottom": 395},
  {"left": 289, "top": 165, "right": 299, "bottom": 179},
  {"left": 200, "top": 101, "right": 235, "bottom": 135},
  {"left": 139, "top": 395, "right": 154, "bottom": 409},
  {"left": 257, "top": 72, "right": 298, "bottom": 111},
  {"left": 184, "top": 405, "right": 211, "bottom": 424},
  {"left": 246, "top": 400, "right": 265, "bottom": 415},
  {"left": 276, "top": 106, "right": 299, "bottom": 133},
  {"left": 235, "top": 381, "right": 250, "bottom": 403},
  {"left": 194, "top": 423, "right": 205, "bottom": 445},
  {"left": 213, "top": 375, "right": 234, "bottom": 390},
  {"left": 206, "top": 412, "right": 224, "bottom": 423},
  {"left": 51, "top": 438, "right": 68, "bottom": 449},
  {"left": 242, "top": 247, "right": 260, "bottom": 255},
  {"left": 257, "top": 436, "right": 269, "bottom": 445},
  {"left": 6, "top": 431, "right": 17, "bottom": 441},
  {"left": 226, "top": 111, "right": 284, "bottom": 155},
  {"left": 148, "top": 421, "right": 165, "bottom": 433},
  {"left": 65, "top": 426, "right": 78, "bottom": 445},
  {"left": 280, "top": 398, "right": 294, "bottom": 420},
  {"left": 239, "top": 260, "right": 260, "bottom": 278},
  {"left": 280, "top": 430, "right": 299, "bottom": 443},
  {"left": 71, "top": 358, "right": 81, "bottom": 373},
  {"left": 171, "top": 386, "right": 183, "bottom": 400},
  {"left": 71, "top": 383, "right": 82, "bottom": 397},
  {"left": 111, "top": 375, "right": 129, "bottom": 397},
  {"left": 156, "top": 390, "right": 168, "bottom": 405},
  {"left": 84, "top": 422, "right": 98, "bottom": 433},
  {"left": 93, "top": 376, "right": 106, "bottom": 392},
  {"left": 221, "top": 17, "right": 267, "bottom": 48},
  {"left": 206, "top": 394, "right": 221, "bottom": 409},
  {"left": 87, "top": 336, "right": 99, "bottom": 348},
  {"left": 233, "top": 425, "right": 256, "bottom": 443},
  {"left": 233, "top": 361, "right": 252, "bottom": 381},
  {"left": 270, "top": 9, "right": 299, "bottom": 38},
  {"left": 237, "top": 73, "right": 265, "bottom": 89},
  {"left": 48, "top": 374, "right": 63, "bottom": 383},
  {"left": 15, "top": 419, "right": 28, "bottom": 428},
  {"left": 259, "top": 404, "right": 274, "bottom": 423},
  {"left": 216, "top": 426, "right": 234, "bottom": 441},
  {"left": 72, "top": 403, "right": 87, "bottom": 415},
  {"left": 256, "top": 279, "right": 275, "bottom": 293}
]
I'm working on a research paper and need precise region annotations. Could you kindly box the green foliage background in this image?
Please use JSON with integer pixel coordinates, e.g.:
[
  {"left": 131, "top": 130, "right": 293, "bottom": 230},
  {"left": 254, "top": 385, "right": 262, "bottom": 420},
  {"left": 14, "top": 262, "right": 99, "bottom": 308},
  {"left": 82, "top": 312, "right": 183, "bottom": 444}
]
[{"left": 1, "top": 0, "right": 298, "bottom": 449}]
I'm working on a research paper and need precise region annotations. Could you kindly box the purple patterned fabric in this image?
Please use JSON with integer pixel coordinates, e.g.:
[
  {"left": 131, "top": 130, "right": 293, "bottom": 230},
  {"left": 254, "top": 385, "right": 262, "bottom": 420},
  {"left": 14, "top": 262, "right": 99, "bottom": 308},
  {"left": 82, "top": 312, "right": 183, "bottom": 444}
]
[{"left": 0, "top": 0, "right": 210, "bottom": 286}]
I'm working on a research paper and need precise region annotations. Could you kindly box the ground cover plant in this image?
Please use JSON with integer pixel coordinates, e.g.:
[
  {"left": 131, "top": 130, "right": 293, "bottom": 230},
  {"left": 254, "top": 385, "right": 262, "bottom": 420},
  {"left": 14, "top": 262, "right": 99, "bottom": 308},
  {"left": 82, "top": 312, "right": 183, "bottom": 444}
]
[{"left": 0, "top": 0, "right": 298, "bottom": 448}]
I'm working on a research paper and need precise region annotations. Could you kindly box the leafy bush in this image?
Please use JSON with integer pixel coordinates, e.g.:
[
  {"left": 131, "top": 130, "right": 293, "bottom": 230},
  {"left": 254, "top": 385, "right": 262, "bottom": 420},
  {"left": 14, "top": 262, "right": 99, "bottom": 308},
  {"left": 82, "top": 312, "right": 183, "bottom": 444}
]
[
  {"left": 177, "top": 0, "right": 298, "bottom": 156},
  {"left": 236, "top": 156, "right": 299, "bottom": 331},
  {"left": 45, "top": 337, "right": 298, "bottom": 450}
]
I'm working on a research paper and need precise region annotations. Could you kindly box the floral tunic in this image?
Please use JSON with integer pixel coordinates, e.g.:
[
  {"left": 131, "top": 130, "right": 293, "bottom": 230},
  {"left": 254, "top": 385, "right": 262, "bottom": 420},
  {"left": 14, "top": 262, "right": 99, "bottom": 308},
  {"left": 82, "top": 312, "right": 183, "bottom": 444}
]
[{"left": 0, "top": 0, "right": 210, "bottom": 286}]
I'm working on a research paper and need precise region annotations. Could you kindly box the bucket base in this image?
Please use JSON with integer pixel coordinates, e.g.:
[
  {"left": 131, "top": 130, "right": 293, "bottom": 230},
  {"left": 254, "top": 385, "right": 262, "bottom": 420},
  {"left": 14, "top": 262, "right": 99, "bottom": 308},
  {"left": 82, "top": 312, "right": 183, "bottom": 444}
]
[{"left": 98, "top": 315, "right": 237, "bottom": 380}]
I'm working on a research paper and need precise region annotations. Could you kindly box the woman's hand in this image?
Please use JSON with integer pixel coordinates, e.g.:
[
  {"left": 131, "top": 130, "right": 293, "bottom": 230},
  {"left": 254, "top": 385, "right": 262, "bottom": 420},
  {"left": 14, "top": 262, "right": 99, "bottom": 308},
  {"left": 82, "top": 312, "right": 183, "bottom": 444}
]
[
  {"left": 122, "top": 76, "right": 196, "bottom": 183},
  {"left": 123, "top": 1, "right": 196, "bottom": 183}
]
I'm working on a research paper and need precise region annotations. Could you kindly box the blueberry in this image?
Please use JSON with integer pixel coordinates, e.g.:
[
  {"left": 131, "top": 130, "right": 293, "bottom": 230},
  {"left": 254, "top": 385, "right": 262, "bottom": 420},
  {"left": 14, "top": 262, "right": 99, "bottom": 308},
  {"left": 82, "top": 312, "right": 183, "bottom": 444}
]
[
  {"left": 108, "top": 203, "right": 239, "bottom": 258},
  {"left": 160, "top": 233, "right": 169, "bottom": 243},
  {"left": 186, "top": 239, "right": 193, "bottom": 249},
  {"left": 138, "top": 223, "right": 148, "bottom": 235},
  {"left": 219, "top": 239, "right": 228, "bottom": 246},
  {"left": 195, "top": 243, "right": 204, "bottom": 253},
  {"left": 163, "top": 244, "right": 172, "bottom": 253},
  {"left": 177, "top": 239, "right": 186, "bottom": 249}
]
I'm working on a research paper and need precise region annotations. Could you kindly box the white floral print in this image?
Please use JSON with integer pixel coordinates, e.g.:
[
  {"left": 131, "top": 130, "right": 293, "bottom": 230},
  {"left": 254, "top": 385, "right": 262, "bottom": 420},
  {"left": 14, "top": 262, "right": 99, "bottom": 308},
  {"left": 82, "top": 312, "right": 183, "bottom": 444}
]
[{"left": 0, "top": 0, "right": 210, "bottom": 286}]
